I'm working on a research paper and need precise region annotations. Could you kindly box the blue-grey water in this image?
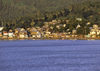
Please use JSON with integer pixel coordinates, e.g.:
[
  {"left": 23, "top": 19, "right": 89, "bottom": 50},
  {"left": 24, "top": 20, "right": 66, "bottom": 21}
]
[{"left": 0, "top": 40, "right": 100, "bottom": 71}]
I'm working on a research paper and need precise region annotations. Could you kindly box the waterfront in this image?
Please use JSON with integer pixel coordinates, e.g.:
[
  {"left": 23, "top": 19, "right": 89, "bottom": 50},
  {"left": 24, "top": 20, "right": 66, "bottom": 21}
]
[{"left": 0, "top": 40, "right": 100, "bottom": 71}]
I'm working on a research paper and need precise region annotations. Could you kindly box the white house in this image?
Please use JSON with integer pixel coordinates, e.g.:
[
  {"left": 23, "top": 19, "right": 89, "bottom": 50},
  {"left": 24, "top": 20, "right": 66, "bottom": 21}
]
[{"left": 0, "top": 27, "right": 4, "bottom": 31}]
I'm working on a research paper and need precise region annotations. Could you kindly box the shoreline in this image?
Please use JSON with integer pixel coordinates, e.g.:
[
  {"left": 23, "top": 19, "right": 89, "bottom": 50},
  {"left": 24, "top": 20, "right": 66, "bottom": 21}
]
[{"left": 0, "top": 37, "right": 99, "bottom": 41}]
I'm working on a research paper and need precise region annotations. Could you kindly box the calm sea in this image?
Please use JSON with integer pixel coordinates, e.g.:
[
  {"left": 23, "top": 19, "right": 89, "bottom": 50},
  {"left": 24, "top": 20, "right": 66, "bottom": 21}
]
[{"left": 0, "top": 40, "right": 100, "bottom": 71}]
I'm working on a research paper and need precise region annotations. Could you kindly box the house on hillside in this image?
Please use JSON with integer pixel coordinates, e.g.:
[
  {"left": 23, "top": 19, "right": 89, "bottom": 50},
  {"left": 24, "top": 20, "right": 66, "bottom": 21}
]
[
  {"left": 0, "top": 27, "right": 4, "bottom": 38},
  {"left": 15, "top": 28, "right": 21, "bottom": 38},
  {"left": 44, "top": 30, "right": 51, "bottom": 38},
  {"left": 8, "top": 30, "right": 14, "bottom": 39},
  {"left": 2, "top": 31, "right": 8, "bottom": 39},
  {"left": 15, "top": 28, "right": 28, "bottom": 39},
  {"left": 89, "top": 24, "right": 100, "bottom": 38},
  {"left": 60, "top": 33, "right": 66, "bottom": 39},
  {"left": 30, "top": 27, "right": 41, "bottom": 39},
  {"left": 52, "top": 33, "right": 59, "bottom": 39},
  {"left": 0, "top": 27, "right": 4, "bottom": 31},
  {"left": 72, "top": 29, "right": 77, "bottom": 38},
  {"left": 76, "top": 18, "right": 82, "bottom": 21},
  {"left": 52, "top": 20, "right": 57, "bottom": 25},
  {"left": 0, "top": 32, "right": 2, "bottom": 38},
  {"left": 19, "top": 28, "right": 28, "bottom": 39}
]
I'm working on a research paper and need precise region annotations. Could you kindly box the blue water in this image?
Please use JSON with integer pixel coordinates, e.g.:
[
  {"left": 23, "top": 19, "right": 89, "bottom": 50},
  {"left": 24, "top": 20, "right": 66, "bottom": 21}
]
[{"left": 0, "top": 40, "right": 100, "bottom": 71}]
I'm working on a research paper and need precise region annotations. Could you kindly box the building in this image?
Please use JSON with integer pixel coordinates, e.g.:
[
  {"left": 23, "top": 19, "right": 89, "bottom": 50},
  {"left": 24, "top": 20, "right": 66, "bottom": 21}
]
[
  {"left": 30, "top": 27, "right": 41, "bottom": 39},
  {"left": 19, "top": 28, "right": 28, "bottom": 39},
  {"left": 2, "top": 31, "right": 8, "bottom": 39},
  {"left": 0, "top": 32, "right": 2, "bottom": 38},
  {"left": 0, "top": 27, "right": 4, "bottom": 31},
  {"left": 8, "top": 30, "right": 14, "bottom": 39},
  {"left": 0, "top": 27, "right": 4, "bottom": 38},
  {"left": 89, "top": 24, "right": 100, "bottom": 38}
]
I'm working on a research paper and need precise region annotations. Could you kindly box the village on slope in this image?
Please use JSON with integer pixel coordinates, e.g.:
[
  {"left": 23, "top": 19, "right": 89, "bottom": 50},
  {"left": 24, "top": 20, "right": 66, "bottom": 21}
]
[{"left": 0, "top": 18, "right": 100, "bottom": 40}]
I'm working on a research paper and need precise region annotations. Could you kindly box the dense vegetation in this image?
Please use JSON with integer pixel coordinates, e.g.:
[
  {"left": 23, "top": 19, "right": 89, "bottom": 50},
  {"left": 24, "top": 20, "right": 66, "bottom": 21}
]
[
  {"left": 0, "top": 0, "right": 88, "bottom": 20},
  {"left": 0, "top": 0, "right": 100, "bottom": 35}
]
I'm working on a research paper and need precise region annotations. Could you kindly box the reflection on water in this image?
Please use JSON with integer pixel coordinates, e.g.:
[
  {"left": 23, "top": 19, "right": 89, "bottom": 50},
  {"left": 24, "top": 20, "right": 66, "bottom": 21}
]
[{"left": 0, "top": 40, "right": 100, "bottom": 71}]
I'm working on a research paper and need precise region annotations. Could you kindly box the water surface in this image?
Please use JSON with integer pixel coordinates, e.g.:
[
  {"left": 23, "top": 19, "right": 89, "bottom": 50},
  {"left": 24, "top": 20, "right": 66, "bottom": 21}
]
[{"left": 0, "top": 40, "right": 100, "bottom": 71}]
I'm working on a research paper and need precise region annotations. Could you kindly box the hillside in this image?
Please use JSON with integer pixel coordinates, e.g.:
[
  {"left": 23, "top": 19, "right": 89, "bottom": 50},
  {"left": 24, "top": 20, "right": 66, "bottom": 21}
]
[
  {"left": 0, "top": 0, "right": 98, "bottom": 20},
  {"left": 0, "top": 0, "right": 100, "bottom": 31}
]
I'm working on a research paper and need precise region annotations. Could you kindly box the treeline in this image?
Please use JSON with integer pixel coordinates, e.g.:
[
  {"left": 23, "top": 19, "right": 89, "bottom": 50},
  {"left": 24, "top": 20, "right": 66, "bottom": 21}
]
[
  {"left": 0, "top": 0, "right": 99, "bottom": 19},
  {"left": 0, "top": 0, "right": 100, "bottom": 32}
]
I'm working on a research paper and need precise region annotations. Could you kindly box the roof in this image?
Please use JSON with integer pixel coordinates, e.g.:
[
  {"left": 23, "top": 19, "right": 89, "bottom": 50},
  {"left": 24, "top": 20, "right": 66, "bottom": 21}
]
[{"left": 0, "top": 27, "right": 4, "bottom": 31}]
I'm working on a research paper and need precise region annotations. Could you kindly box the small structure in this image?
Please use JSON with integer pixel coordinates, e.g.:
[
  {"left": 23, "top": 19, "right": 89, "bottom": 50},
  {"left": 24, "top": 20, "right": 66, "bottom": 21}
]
[
  {"left": 86, "top": 22, "right": 91, "bottom": 25},
  {"left": 60, "top": 33, "right": 66, "bottom": 39},
  {"left": 76, "top": 24, "right": 81, "bottom": 29},
  {"left": 15, "top": 28, "right": 28, "bottom": 39},
  {"left": 0, "top": 32, "right": 2, "bottom": 38},
  {"left": 76, "top": 18, "right": 82, "bottom": 21},
  {"left": 66, "top": 34, "right": 70, "bottom": 39},
  {"left": 2, "top": 31, "right": 8, "bottom": 39},
  {"left": 0, "top": 27, "right": 4, "bottom": 31},
  {"left": 8, "top": 30, "right": 14, "bottom": 39},
  {"left": 89, "top": 24, "right": 100, "bottom": 38},
  {"left": 15, "top": 28, "right": 21, "bottom": 39},
  {"left": 0, "top": 27, "right": 4, "bottom": 38},
  {"left": 52, "top": 33, "right": 59, "bottom": 39},
  {"left": 30, "top": 27, "right": 41, "bottom": 39},
  {"left": 19, "top": 28, "right": 28, "bottom": 39},
  {"left": 37, "top": 31, "right": 42, "bottom": 39}
]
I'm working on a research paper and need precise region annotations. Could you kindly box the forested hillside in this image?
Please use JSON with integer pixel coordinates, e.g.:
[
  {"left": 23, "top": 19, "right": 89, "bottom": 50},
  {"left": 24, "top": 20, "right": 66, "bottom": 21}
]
[
  {"left": 0, "top": 0, "right": 100, "bottom": 31},
  {"left": 0, "top": 0, "right": 98, "bottom": 20}
]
